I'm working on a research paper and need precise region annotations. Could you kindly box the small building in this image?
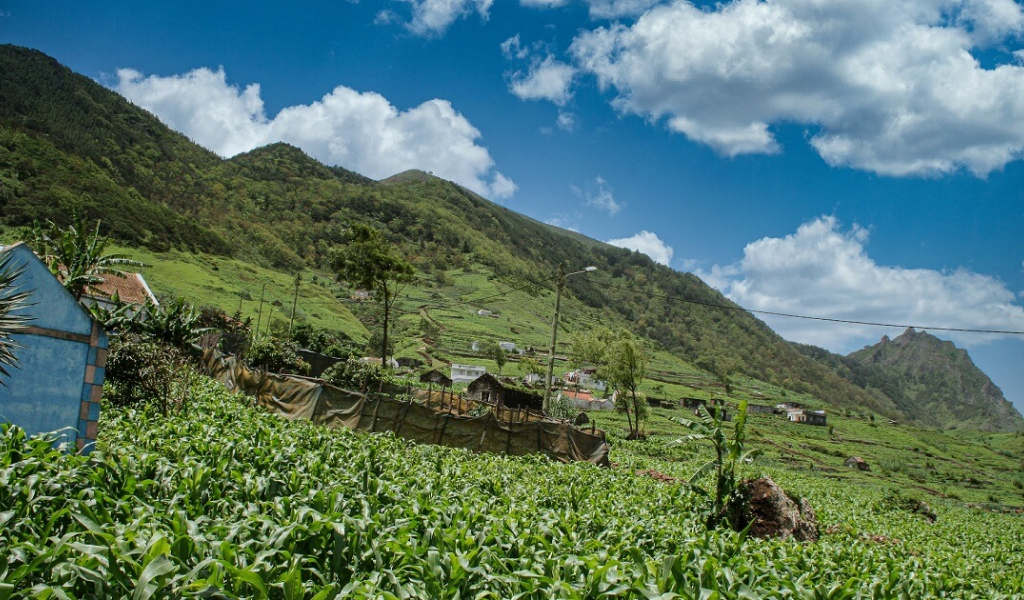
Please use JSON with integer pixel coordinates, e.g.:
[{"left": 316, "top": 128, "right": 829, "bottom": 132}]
[
  {"left": 476, "top": 309, "right": 493, "bottom": 317},
  {"left": 499, "top": 341, "right": 516, "bottom": 352},
  {"left": 351, "top": 290, "right": 373, "bottom": 301},
  {"left": 360, "top": 356, "right": 399, "bottom": 369},
  {"left": 562, "top": 388, "right": 615, "bottom": 411},
  {"left": 466, "top": 373, "right": 542, "bottom": 411},
  {"left": 680, "top": 397, "right": 706, "bottom": 410},
  {"left": 787, "top": 409, "right": 827, "bottom": 426},
  {"left": 78, "top": 272, "right": 158, "bottom": 317},
  {"left": 0, "top": 243, "right": 108, "bottom": 453},
  {"left": 775, "top": 401, "right": 802, "bottom": 414},
  {"left": 565, "top": 367, "right": 607, "bottom": 391},
  {"left": 746, "top": 403, "right": 775, "bottom": 414},
  {"left": 844, "top": 456, "right": 870, "bottom": 471},
  {"left": 419, "top": 369, "right": 453, "bottom": 388},
  {"left": 523, "top": 372, "right": 544, "bottom": 386},
  {"left": 451, "top": 363, "right": 487, "bottom": 383}
]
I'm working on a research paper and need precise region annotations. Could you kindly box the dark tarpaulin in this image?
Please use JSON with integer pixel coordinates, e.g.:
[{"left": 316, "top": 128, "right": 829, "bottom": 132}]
[{"left": 200, "top": 349, "right": 610, "bottom": 466}]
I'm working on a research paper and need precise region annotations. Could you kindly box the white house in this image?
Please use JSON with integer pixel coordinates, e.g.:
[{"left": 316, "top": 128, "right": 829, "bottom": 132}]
[
  {"left": 476, "top": 309, "right": 493, "bottom": 317},
  {"left": 451, "top": 363, "right": 487, "bottom": 383},
  {"left": 565, "top": 368, "right": 607, "bottom": 392},
  {"left": 499, "top": 341, "right": 516, "bottom": 352}
]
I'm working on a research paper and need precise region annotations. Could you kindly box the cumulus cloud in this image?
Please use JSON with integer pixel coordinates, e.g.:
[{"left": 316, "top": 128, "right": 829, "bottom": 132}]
[
  {"left": 699, "top": 216, "right": 1024, "bottom": 351},
  {"left": 571, "top": 0, "right": 1024, "bottom": 177},
  {"left": 509, "top": 55, "right": 577, "bottom": 105},
  {"left": 572, "top": 176, "right": 622, "bottom": 215},
  {"left": 521, "top": 0, "right": 569, "bottom": 7},
  {"left": 606, "top": 230, "right": 674, "bottom": 266},
  {"left": 388, "top": 0, "right": 492, "bottom": 37},
  {"left": 115, "top": 67, "right": 515, "bottom": 199},
  {"left": 585, "top": 0, "right": 665, "bottom": 18}
]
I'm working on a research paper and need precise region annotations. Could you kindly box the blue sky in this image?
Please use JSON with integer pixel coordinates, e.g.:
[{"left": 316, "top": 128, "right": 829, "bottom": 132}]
[{"left": 4, "top": 0, "right": 1024, "bottom": 414}]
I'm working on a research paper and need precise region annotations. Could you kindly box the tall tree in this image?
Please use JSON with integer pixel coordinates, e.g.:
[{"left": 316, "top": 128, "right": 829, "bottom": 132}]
[
  {"left": 604, "top": 332, "right": 649, "bottom": 437},
  {"left": 0, "top": 250, "right": 31, "bottom": 385},
  {"left": 480, "top": 340, "right": 507, "bottom": 376},
  {"left": 30, "top": 216, "right": 145, "bottom": 301},
  {"left": 333, "top": 225, "right": 414, "bottom": 367}
]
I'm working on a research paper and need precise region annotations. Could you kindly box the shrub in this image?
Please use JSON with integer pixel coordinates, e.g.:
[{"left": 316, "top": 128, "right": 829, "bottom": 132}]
[
  {"left": 245, "top": 336, "right": 311, "bottom": 376},
  {"left": 321, "top": 358, "right": 388, "bottom": 392},
  {"left": 105, "top": 334, "right": 195, "bottom": 414}
]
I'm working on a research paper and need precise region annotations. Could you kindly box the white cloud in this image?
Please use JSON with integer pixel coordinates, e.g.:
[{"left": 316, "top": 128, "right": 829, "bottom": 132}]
[
  {"left": 571, "top": 0, "right": 1024, "bottom": 177},
  {"left": 585, "top": 0, "right": 665, "bottom": 18},
  {"left": 545, "top": 212, "right": 582, "bottom": 231},
  {"left": 607, "top": 230, "right": 674, "bottom": 266},
  {"left": 386, "top": 0, "right": 492, "bottom": 37},
  {"left": 116, "top": 67, "right": 515, "bottom": 199},
  {"left": 573, "top": 175, "right": 622, "bottom": 215},
  {"left": 521, "top": 0, "right": 569, "bottom": 7},
  {"left": 501, "top": 34, "right": 530, "bottom": 60},
  {"left": 557, "top": 110, "right": 576, "bottom": 131},
  {"left": 699, "top": 216, "right": 1024, "bottom": 351},
  {"left": 509, "top": 55, "right": 577, "bottom": 106}
]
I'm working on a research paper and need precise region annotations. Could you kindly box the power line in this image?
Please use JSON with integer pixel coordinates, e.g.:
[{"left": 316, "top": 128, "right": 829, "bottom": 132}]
[
  {"left": 350, "top": 269, "right": 1024, "bottom": 337},
  {"left": 597, "top": 280, "right": 1024, "bottom": 336}
]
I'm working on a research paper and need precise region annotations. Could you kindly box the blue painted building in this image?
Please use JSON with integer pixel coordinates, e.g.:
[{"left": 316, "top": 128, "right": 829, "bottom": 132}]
[{"left": 0, "top": 243, "right": 108, "bottom": 452}]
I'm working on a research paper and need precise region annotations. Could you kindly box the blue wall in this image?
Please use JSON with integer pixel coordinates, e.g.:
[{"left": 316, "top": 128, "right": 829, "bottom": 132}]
[{"left": 0, "top": 244, "right": 107, "bottom": 451}]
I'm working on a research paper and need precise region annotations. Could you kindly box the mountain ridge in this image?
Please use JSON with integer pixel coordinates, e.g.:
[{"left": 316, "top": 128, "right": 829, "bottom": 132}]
[{"left": 2, "top": 44, "right": 1020, "bottom": 430}]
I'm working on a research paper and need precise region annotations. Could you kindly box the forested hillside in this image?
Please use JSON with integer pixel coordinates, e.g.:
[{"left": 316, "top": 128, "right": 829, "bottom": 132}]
[{"left": 4, "top": 44, "right": 1021, "bottom": 428}]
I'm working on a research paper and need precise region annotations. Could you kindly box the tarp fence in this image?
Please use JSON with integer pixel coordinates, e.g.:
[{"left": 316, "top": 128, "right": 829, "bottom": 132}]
[{"left": 200, "top": 349, "right": 609, "bottom": 466}]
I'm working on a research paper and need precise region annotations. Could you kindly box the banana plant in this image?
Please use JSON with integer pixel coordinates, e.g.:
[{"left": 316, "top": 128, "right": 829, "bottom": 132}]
[{"left": 674, "top": 399, "right": 760, "bottom": 528}]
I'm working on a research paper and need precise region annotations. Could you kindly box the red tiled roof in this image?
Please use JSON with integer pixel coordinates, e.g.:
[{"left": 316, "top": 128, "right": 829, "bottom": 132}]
[
  {"left": 87, "top": 273, "right": 157, "bottom": 306},
  {"left": 562, "top": 389, "right": 594, "bottom": 401}
]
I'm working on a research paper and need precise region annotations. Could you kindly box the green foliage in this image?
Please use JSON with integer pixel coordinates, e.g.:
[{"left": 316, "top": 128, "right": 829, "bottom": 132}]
[
  {"left": 603, "top": 331, "right": 649, "bottom": 436},
  {"left": 0, "top": 249, "right": 30, "bottom": 384},
  {"left": 290, "top": 321, "right": 353, "bottom": 356},
  {"left": 320, "top": 358, "right": 391, "bottom": 392},
  {"left": 28, "top": 215, "right": 145, "bottom": 300},
  {"left": 1, "top": 382, "right": 1022, "bottom": 596},
  {"left": 198, "top": 306, "right": 253, "bottom": 356},
  {"left": 675, "top": 400, "right": 761, "bottom": 528},
  {"left": 104, "top": 334, "right": 196, "bottom": 414},
  {"left": 479, "top": 340, "right": 507, "bottom": 375},
  {"left": 547, "top": 391, "right": 579, "bottom": 421},
  {"left": 332, "top": 224, "right": 414, "bottom": 364},
  {"left": 245, "top": 336, "right": 311, "bottom": 376},
  {"left": 94, "top": 297, "right": 210, "bottom": 355}
]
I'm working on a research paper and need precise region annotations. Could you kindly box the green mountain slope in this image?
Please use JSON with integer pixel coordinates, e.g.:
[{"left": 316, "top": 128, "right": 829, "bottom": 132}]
[
  {"left": 846, "top": 329, "right": 1024, "bottom": 431},
  {"left": 5, "top": 44, "right": 1019, "bottom": 429}
]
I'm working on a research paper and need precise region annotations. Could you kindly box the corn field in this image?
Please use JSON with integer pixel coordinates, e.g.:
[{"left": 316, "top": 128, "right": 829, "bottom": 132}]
[{"left": 1, "top": 378, "right": 1022, "bottom": 598}]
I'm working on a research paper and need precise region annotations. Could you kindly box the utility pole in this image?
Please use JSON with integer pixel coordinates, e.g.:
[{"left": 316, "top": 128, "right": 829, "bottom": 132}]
[
  {"left": 255, "top": 283, "right": 267, "bottom": 338},
  {"left": 543, "top": 264, "right": 597, "bottom": 415},
  {"left": 289, "top": 273, "right": 301, "bottom": 334}
]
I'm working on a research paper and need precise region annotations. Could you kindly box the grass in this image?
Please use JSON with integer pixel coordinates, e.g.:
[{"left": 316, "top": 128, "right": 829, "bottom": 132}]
[{"left": 112, "top": 245, "right": 369, "bottom": 342}]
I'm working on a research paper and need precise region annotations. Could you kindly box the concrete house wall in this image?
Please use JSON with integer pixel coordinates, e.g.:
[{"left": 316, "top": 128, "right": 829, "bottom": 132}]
[{"left": 0, "top": 244, "right": 108, "bottom": 452}]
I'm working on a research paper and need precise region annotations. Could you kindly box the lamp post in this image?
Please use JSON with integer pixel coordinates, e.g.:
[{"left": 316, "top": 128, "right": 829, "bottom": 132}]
[{"left": 543, "top": 264, "right": 597, "bottom": 414}]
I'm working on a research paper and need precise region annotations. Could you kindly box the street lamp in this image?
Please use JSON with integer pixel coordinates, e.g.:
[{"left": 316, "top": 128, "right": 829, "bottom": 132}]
[{"left": 543, "top": 264, "right": 597, "bottom": 414}]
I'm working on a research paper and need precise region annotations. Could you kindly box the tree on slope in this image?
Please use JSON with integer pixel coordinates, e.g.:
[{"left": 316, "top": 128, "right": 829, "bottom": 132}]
[
  {"left": 30, "top": 215, "right": 145, "bottom": 301},
  {"left": 333, "top": 224, "right": 414, "bottom": 368},
  {"left": 605, "top": 332, "right": 649, "bottom": 438}
]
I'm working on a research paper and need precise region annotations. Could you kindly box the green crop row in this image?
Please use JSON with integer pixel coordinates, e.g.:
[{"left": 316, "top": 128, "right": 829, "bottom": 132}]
[{"left": 1, "top": 379, "right": 1022, "bottom": 598}]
